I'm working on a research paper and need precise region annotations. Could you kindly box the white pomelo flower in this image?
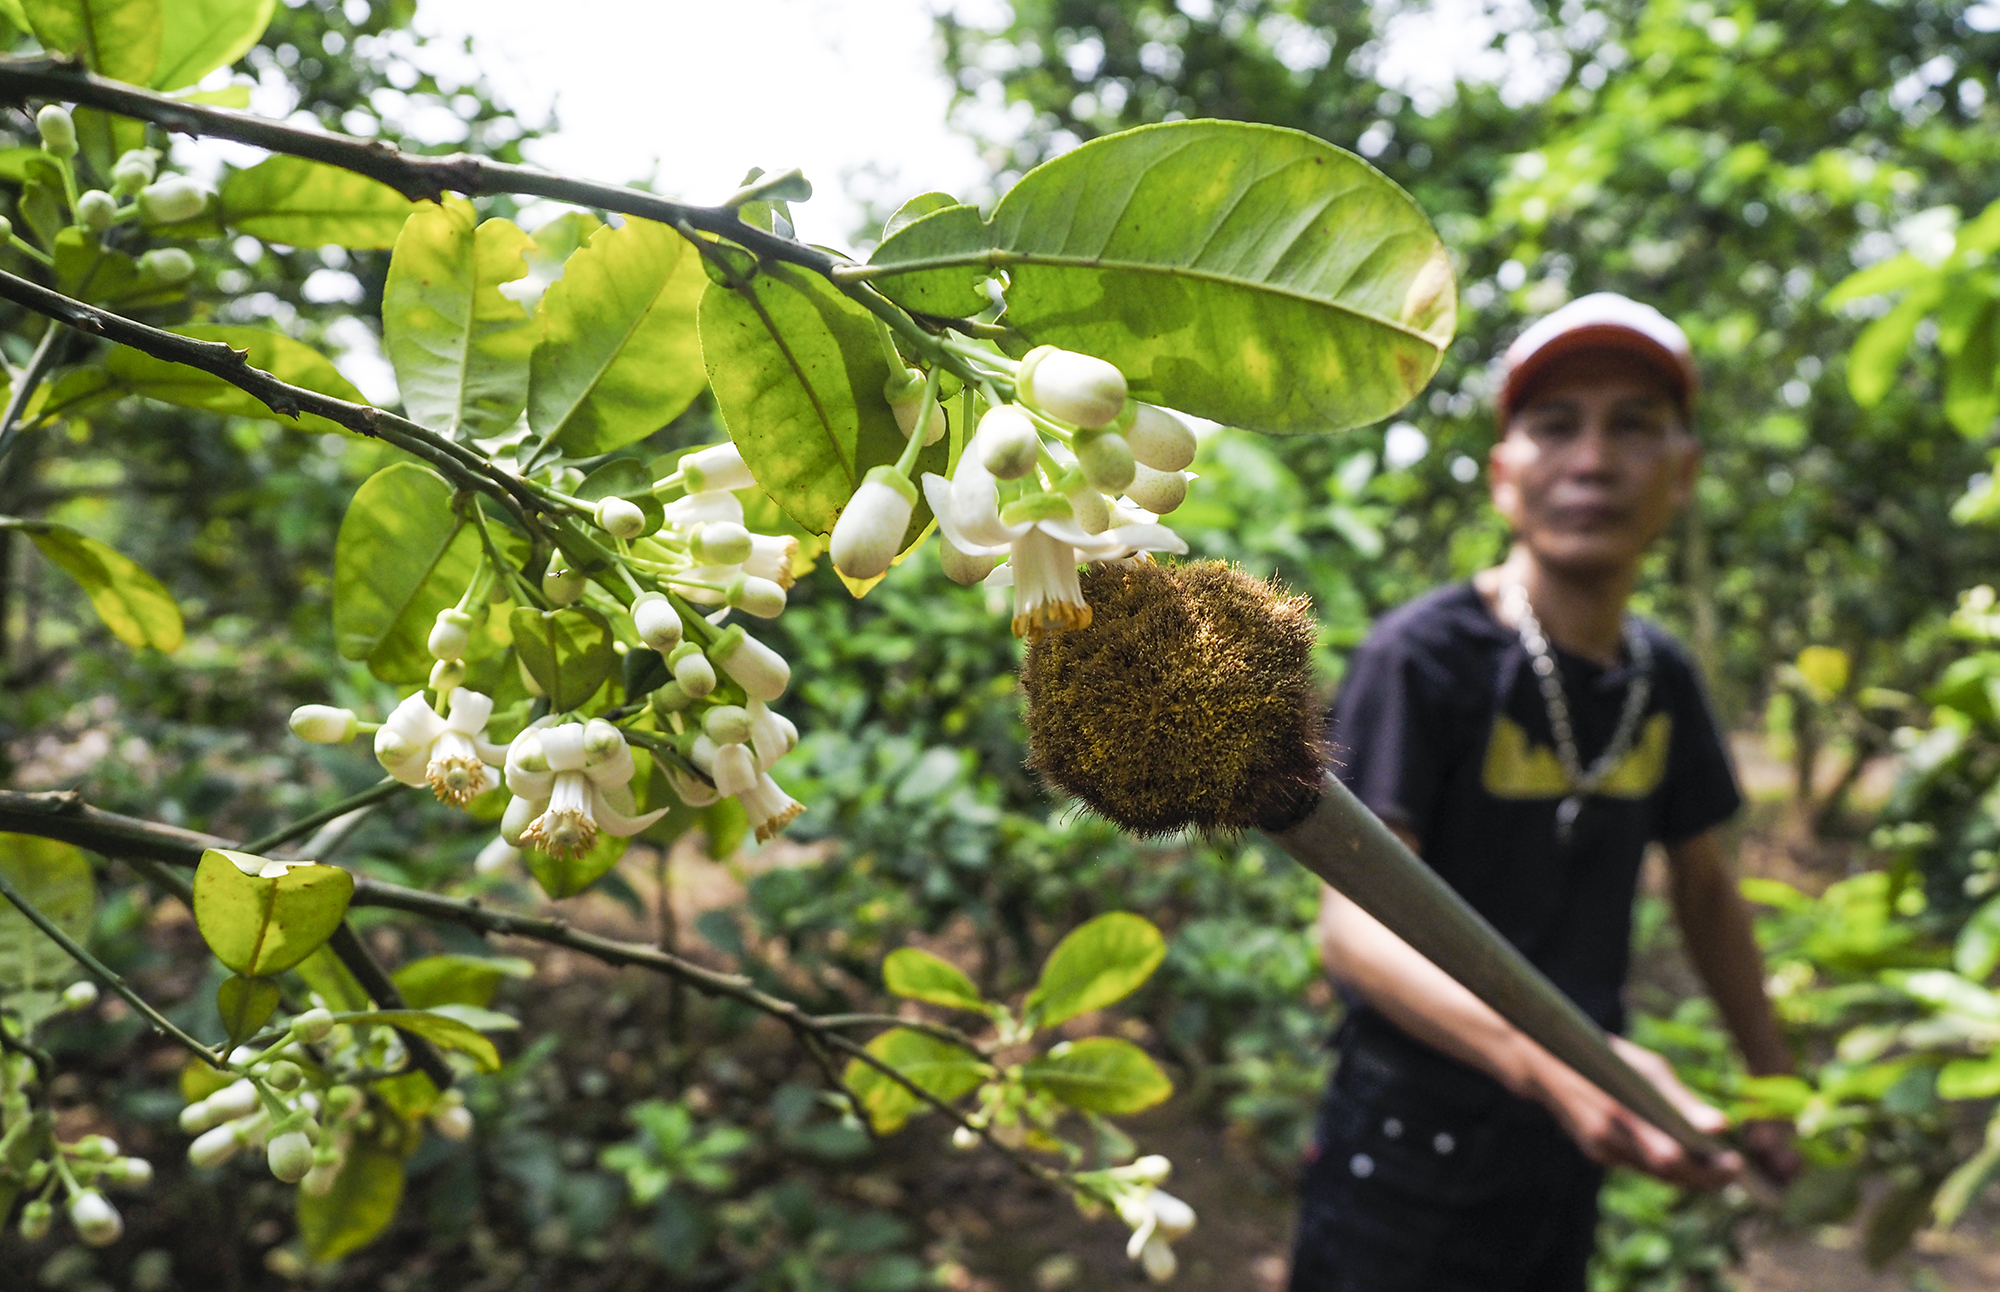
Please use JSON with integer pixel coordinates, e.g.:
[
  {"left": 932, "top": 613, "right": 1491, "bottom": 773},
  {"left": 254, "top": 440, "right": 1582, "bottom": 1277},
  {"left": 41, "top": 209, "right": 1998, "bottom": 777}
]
[
  {"left": 741, "top": 773, "right": 803, "bottom": 842},
  {"left": 922, "top": 459, "right": 1185, "bottom": 637},
  {"left": 1016, "top": 345, "right": 1128, "bottom": 428},
  {"left": 679, "top": 441, "right": 754, "bottom": 494},
  {"left": 744, "top": 533, "right": 799, "bottom": 588},
  {"left": 1119, "top": 1187, "right": 1196, "bottom": 1283},
  {"left": 375, "top": 689, "right": 508, "bottom": 808},
  {"left": 829, "top": 467, "right": 917, "bottom": 580},
  {"left": 502, "top": 719, "right": 668, "bottom": 859}
]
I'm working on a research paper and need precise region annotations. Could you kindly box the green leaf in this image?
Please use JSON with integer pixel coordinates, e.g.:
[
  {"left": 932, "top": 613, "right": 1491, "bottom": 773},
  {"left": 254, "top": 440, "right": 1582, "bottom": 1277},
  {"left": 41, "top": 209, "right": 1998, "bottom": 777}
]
[
  {"left": 1824, "top": 252, "right": 1935, "bottom": 308},
  {"left": 292, "top": 944, "right": 371, "bottom": 1014},
  {"left": 1936, "top": 1054, "right": 2000, "bottom": 1101},
  {"left": 866, "top": 202, "right": 992, "bottom": 316},
  {"left": 0, "top": 834, "right": 96, "bottom": 1031},
  {"left": 1934, "top": 1110, "right": 2000, "bottom": 1227},
  {"left": 216, "top": 974, "right": 279, "bottom": 1048},
  {"left": 104, "top": 324, "right": 365, "bottom": 436},
  {"left": 219, "top": 154, "right": 419, "bottom": 249},
  {"left": 1023, "top": 911, "right": 1166, "bottom": 1029},
  {"left": 297, "top": 1138, "right": 404, "bottom": 1263},
  {"left": 1942, "top": 293, "right": 1999, "bottom": 437},
  {"left": 191, "top": 848, "right": 354, "bottom": 978},
  {"left": 6, "top": 517, "right": 183, "bottom": 650},
  {"left": 509, "top": 605, "right": 615, "bottom": 711},
  {"left": 526, "top": 217, "right": 707, "bottom": 457},
  {"left": 575, "top": 457, "right": 664, "bottom": 535},
  {"left": 841, "top": 1029, "right": 987, "bottom": 1134},
  {"left": 332, "top": 463, "right": 481, "bottom": 683},
  {"left": 24, "top": 0, "right": 161, "bottom": 83},
  {"left": 868, "top": 120, "right": 1456, "bottom": 434},
  {"left": 699, "top": 263, "right": 946, "bottom": 535},
  {"left": 382, "top": 198, "right": 538, "bottom": 438},
  {"left": 355, "top": 1008, "right": 507, "bottom": 1071},
  {"left": 882, "top": 948, "right": 985, "bottom": 1012},
  {"left": 1020, "top": 1036, "right": 1173, "bottom": 1114},
  {"left": 390, "top": 954, "right": 533, "bottom": 1010},
  {"left": 1847, "top": 279, "right": 1947, "bottom": 407},
  {"left": 511, "top": 210, "right": 602, "bottom": 315},
  {"left": 1955, "top": 892, "right": 2000, "bottom": 981},
  {"left": 151, "top": 0, "right": 271, "bottom": 88},
  {"left": 522, "top": 829, "right": 627, "bottom": 900},
  {"left": 881, "top": 191, "right": 962, "bottom": 240},
  {"left": 0, "top": 0, "right": 29, "bottom": 30}
]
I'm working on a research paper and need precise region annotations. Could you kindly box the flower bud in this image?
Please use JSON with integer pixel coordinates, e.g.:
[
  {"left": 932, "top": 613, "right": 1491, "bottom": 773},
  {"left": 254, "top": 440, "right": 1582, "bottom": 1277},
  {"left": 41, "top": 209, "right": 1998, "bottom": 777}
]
[
  {"left": 726, "top": 574, "right": 787, "bottom": 619},
  {"left": 938, "top": 536, "right": 1000, "bottom": 586},
  {"left": 76, "top": 1135, "right": 119, "bottom": 1162},
  {"left": 18, "top": 1198, "right": 51, "bottom": 1241},
  {"left": 1064, "top": 482, "right": 1111, "bottom": 535},
  {"left": 264, "top": 1060, "right": 303, "bottom": 1091},
  {"left": 976, "top": 405, "right": 1042, "bottom": 480},
  {"left": 669, "top": 642, "right": 717, "bottom": 697},
  {"left": 267, "top": 1130, "right": 314, "bottom": 1183},
  {"left": 710, "top": 625, "right": 789, "bottom": 702},
  {"left": 1151, "top": 1190, "right": 1196, "bottom": 1239},
  {"left": 747, "top": 699, "right": 797, "bottom": 769},
  {"left": 106, "top": 1156, "right": 153, "bottom": 1189},
  {"left": 206, "top": 1080, "right": 260, "bottom": 1122},
  {"left": 75, "top": 189, "right": 116, "bottom": 233},
  {"left": 887, "top": 371, "right": 946, "bottom": 444},
  {"left": 1126, "top": 405, "right": 1196, "bottom": 472},
  {"left": 1139, "top": 1233, "right": 1177, "bottom": 1283},
  {"left": 951, "top": 1125, "right": 980, "bottom": 1150},
  {"left": 431, "top": 1093, "right": 474, "bottom": 1141},
  {"left": 745, "top": 533, "right": 799, "bottom": 587},
  {"left": 650, "top": 680, "right": 694, "bottom": 715},
  {"left": 289, "top": 704, "right": 358, "bottom": 744},
  {"left": 703, "top": 704, "right": 753, "bottom": 746},
  {"left": 829, "top": 466, "right": 917, "bottom": 581},
  {"left": 112, "top": 149, "right": 157, "bottom": 195},
  {"left": 1129, "top": 1154, "right": 1172, "bottom": 1184},
  {"left": 137, "top": 246, "right": 197, "bottom": 285},
  {"left": 542, "top": 558, "right": 583, "bottom": 606},
  {"left": 291, "top": 1007, "right": 336, "bottom": 1043},
  {"left": 693, "top": 521, "right": 752, "bottom": 565},
  {"left": 36, "top": 104, "right": 76, "bottom": 155},
  {"left": 69, "top": 1189, "right": 122, "bottom": 1246},
  {"left": 712, "top": 742, "right": 758, "bottom": 797},
  {"left": 61, "top": 979, "right": 100, "bottom": 1011},
  {"left": 428, "top": 608, "right": 473, "bottom": 661},
  {"left": 512, "top": 732, "right": 550, "bottom": 773},
  {"left": 138, "top": 175, "right": 208, "bottom": 224},
  {"left": 179, "top": 1099, "right": 215, "bottom": 1134},
  {"left": 680, "top": 441, "right": 753, "bottom": 494},
  {"left": 632, "top": 591, "right": 683, "bottom": 652},
  {"left": 595, "top": 495, "right": 646, "bottom": 539},
  {"left": 1017, "top": 345, "right": 1127, "bottom": 428},
  {"left": 1126, "top": 463, "right": 1188, "bottom": 514},
  {"left": 582, "top": 718, "right": 626, "bottom": 765},
  {"left": 429, "top": 657, "right": 467, "bottom": 694},
  {"left": 1074, "top": 430, "right": 1136, "bottom": 494}
]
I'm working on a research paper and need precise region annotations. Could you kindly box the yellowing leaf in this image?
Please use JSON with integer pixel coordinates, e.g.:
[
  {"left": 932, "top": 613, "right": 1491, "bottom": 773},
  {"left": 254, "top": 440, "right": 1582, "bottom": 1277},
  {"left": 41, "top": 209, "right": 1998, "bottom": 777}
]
[{"left": 191, "top": 848, "right": 353, "bottom": 978}]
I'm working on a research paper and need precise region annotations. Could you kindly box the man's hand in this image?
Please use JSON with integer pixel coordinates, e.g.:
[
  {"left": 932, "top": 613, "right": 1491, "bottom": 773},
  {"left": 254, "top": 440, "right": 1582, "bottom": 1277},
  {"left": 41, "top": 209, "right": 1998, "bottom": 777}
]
[{"left": 1527, "top": 1036, "right": 1743, "bottom": 1190}]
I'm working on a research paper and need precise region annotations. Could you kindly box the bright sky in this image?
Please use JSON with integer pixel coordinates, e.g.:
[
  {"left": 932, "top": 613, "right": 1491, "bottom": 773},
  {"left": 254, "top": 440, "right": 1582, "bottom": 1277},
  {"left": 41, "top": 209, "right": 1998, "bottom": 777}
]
[{"left": 411, "top": 0, "right": 995, "bottom": 249}]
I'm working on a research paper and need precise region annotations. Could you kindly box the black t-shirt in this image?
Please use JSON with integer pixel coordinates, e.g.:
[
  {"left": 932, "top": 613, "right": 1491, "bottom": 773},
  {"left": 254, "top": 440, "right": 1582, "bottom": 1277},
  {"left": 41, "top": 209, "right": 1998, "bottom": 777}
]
[{"left": 1329, "top": 581, "right": 1742, "bottom": 1034}]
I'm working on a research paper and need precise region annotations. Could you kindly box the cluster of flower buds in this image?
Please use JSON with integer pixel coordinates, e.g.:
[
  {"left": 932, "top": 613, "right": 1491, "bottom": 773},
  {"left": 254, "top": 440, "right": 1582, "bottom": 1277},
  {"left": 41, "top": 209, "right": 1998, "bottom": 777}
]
[
  {"left": 182, "top": 1008, "right": 337, "bottom": 1185},
  {"left": 4, "top": 1049, "right": 153, "bottom": 1247},
  {"left": 17, "top": 105, "right": 204, "bottom": 285},
  {"left": 1077, "top": 1155, "right": 1197, "bottom": 1283},
  {"left": 825, "top": 340, "right": 1196, "bottom": 638}
]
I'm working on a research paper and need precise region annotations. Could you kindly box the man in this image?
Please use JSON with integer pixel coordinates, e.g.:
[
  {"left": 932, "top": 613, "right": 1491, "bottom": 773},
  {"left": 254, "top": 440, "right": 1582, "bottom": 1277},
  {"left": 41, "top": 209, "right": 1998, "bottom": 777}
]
[{"left": 1289, "top": 293, "right": 1799, "bottom": 1292}]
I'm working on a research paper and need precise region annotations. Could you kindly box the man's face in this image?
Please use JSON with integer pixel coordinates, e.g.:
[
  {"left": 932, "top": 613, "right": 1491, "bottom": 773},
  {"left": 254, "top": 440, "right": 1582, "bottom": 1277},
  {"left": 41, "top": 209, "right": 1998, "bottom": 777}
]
[{"left": 1488, "top": 348, "right": 1700, "bottom": 578}]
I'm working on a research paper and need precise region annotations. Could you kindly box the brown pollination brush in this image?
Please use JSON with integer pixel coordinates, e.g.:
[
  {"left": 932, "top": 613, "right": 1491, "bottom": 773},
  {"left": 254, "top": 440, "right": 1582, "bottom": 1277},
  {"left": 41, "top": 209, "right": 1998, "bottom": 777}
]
[{"left": 1025, "top": 559, "right": 1725, "bottom": 1161}]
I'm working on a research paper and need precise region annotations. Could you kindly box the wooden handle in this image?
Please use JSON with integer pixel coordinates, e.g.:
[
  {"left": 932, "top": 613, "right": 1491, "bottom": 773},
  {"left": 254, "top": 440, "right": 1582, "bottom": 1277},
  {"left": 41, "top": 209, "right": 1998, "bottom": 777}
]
[{"left": 1268, "top": 775, "right": 1728, "bottom": 1160}]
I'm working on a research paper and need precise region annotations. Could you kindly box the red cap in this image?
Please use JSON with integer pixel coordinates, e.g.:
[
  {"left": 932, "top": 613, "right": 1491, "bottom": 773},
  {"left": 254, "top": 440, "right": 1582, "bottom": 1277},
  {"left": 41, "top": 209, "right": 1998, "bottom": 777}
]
[{"left": 1497, "top": 292, "right": 1698, "bottom": 424}]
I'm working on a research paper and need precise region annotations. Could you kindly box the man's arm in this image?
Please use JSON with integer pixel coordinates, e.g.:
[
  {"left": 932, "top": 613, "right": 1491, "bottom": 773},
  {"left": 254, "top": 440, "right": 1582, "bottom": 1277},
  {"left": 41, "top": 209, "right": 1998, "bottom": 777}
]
[
  {"left": 1664, "top": 826, "right": 1802, "bottom": 1181},
  {"left": 1318, "top": 824, "right": 1742, "bottom": 1189}
]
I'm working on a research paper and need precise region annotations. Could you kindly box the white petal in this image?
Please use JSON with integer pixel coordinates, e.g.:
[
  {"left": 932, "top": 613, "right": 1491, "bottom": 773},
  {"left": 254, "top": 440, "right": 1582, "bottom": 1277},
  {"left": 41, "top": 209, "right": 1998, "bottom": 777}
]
[
  {"left": 383, "top": 692, "right": 447, "bottom": 746},
  {"left": 1096, "top": 522, "right": 1188, "bottom": 557},
  {"left": 921, "top": 473, "right": 1012, "bottom": 556},
  {"left": 662, "top": 491, "right": 744, "bottom": 527},
  {"left": 445, "top": 688, "right": 495, "bottom": 734},
  {"left": 538, "top": 723, "right": 589, "bottom": 772},
  {"left": 587, "top": 784, "right": 670, "bottom": 837}
]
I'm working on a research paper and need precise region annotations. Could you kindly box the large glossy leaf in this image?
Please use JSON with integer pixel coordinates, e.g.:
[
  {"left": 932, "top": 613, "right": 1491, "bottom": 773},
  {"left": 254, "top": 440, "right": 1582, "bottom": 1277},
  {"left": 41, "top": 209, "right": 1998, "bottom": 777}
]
[
  {"left": 354, "top": 1008, "right": 510, "bottom": 1072},
  {"left": 391, "top": 954, "right": 533, "bottom": 1009},
  {"left": 219, "top": 155, "right": 419, "bottom": 249},
  {"left": 867, "top": 202, "right": 991, "bottom": 316},
  {"left": 509, "top": 605, "right": 615, "bottom": 712},
  {"left": 1021, "top": 1037, "right": 1173, "bottom": 1114},
  {"left": 699, "top": 263, "right": 946, "bottom": 536},
  {"left": 104, "top": 324, "right": 364, "bottom": 436},
  {"left": 297, "top": 1138, "right": 404, "bottom": 1263},
  {"left": 5, "top": 517, "right": 183, "bottom": 650},
  {"left": 191, "top": 849, "right": 354, "bottom": 978},
  {"left": 24, "top": 0, "right": 161, "bottom": 83},
  {"left": 1023, "top": 911, "right": 1166, "bottom": 1029},
  {"left": 151, "top": 0, "right": 272, "bottom": 89},
  {"left": 382, "top": 198, "right": 538, "bottom": 438},
  {"left": 867, "top": 120, "right": 1455, "bottom": 434},
  {"left": 333, "top": 462, "right": 482, "bottom": 683},
  {"left": 841, "top": 1029, "right": 987, "bottom": 1134},
  {"left": 882, "top": 948, "right": 985, "bottom": 1012},
  {"left": 0, "top": 834, "right": 96, "bottom": 1031},
  {"left": 526, "top": 217, "right": 707, "bottom": 457}
]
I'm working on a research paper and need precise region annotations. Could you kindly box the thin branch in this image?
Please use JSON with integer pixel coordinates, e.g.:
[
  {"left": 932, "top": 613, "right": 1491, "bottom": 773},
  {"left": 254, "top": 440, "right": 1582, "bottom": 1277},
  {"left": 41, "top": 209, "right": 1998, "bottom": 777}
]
[
  {"left": 812, "top": 1013, "right": 991, "bottom": 1052},
  {"left": 0, "top": 56, "right": 836, "bottom": 279},
  {"left": 0, "top": 1019, "right": 54, "bottom": 1085},
  {"left": 0, "top": 863, "right": 222, "bottom": 1066},
  {"left": 0, "top": 320, "right": 64, "bottom": 465},
  {"left": 0, "top": 788, "right": 1069, "bottom": 1188},
  {"left": 243, "top": 778, "right": 406, "bottom": 856},
  {"left": 323, "top": 925, "right": 456, "bottom": 1091}
]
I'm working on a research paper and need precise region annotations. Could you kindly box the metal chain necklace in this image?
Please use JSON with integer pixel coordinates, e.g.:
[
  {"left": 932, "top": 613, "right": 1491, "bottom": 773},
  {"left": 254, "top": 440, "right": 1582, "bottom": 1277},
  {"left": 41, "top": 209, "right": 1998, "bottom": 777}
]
[{"left": 1502, "top": 582, "right": 1654, "bottom": 846}]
